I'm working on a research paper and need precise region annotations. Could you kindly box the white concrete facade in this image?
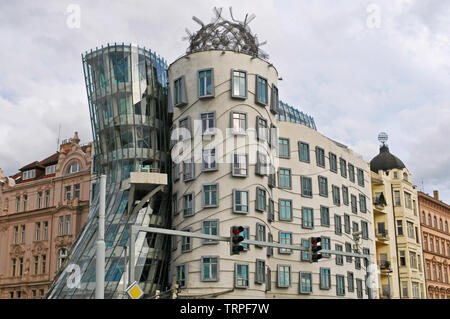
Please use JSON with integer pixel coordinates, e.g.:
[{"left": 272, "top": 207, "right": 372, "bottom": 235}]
[{"left": 168, "top": 50, "right": 377, "bottom": 299}]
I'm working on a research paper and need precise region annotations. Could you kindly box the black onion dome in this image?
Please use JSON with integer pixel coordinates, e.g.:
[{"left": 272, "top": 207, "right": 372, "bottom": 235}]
[{"left": 370, "top": 145, "right": 406, "bottom": 173}]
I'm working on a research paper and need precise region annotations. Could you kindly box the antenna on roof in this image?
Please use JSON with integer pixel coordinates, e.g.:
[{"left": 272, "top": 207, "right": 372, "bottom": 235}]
[
  {"left": 378, "top": 132, "right": 388, "bottom": 146},
  {"left": 57, "top": 124, "right": 61, "bottom": 152}
]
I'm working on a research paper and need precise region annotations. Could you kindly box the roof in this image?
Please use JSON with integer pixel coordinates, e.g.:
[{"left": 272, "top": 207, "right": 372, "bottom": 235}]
[
  {"left": 370, "top": 145, "right": 406, "bottom": 173},
  {"left": 19, "top": 161, "right": 44, "bottom": 172},
  {"left": 39, "top": 152, "right": 60, "bottom": 166}
]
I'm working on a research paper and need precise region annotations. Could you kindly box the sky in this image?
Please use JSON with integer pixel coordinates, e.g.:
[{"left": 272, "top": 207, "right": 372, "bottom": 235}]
[{"left": 0, "top": 0, "right": 449, "bottom": 203}]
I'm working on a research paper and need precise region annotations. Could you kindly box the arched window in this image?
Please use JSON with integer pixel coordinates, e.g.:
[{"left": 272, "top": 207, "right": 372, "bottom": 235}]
[
  {"left": 428, "top": 214, "right": 432, "bottom": 226},
  {"left": 66, "top": 162, "right": 80, "bottom": 175},
  {"left": 445, "top": 221, "right": 448, "bottom": 233},
  {"left": 403, "top": 172, "right": 408, "bottom": 181},
  {"left": 422, "top": 211, "right": 426, "bottom": 224},
  {"left": 440, "top": 219, "right": 443, "bottom": 231},
  {"left": 434, "top": 216, "right": 438, "bottom": 228},
  {"left": 57, "top": 248, "right": 68, "bottom": 269}
]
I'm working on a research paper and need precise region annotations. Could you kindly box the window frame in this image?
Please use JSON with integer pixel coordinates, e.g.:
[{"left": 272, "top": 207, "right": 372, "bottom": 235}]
[
  {"left": 255, "top": 75, "right": 268, "bottom": 106},
  {"left": 231, "top": 69, "right": 248, "bottom": 99},
  {"left": 198, "top": 68, "right": 215, "bottom": 99},
  {"left": 202, "top": 183, "right": 219, "bottom": 208},
  {"left": 183, "top": 192, "right": 195, "bottom": 217},
  {"left": 232, "top": 189, "right": 249, "bottom": 214},
  {"left": 201, "top": 256, "right": 219, "bottom": 282},
  {"left": 299, "top": 272, "right": 313, "bottom": 294},
  {"left": 173, "top": 75, "right": 188, "bottom": 107},
  {"left": 235, "top": 263, "right": 249, "bottom": 288},
  {"left": 230, "top": 111, "right": 248, "bottom": 135},
  {"left": 279, "top": 199, "right": 293, "bottom": 222},
  {"left": 298, "top": 141, "right": 310, "bottom": 163}
]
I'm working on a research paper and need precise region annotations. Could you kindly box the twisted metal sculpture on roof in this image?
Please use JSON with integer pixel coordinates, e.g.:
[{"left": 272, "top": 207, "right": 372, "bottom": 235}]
[{"left": 184, "top": 7, "right": 269, "bottom": 60}]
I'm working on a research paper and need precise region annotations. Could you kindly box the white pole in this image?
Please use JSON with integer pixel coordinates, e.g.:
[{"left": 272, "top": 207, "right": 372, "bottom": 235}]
[{"left": 96, "top": 174, "right": 106, "bottom": 299}]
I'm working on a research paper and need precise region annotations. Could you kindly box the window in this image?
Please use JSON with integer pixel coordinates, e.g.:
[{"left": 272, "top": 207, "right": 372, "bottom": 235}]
[
  {"left": 235, "top": 263, "right": 249, "bottom": 287},
  {"left": 37, "top": 192, "right": 42, "bottom": 209},
  {"left": 345, "top": 243, "right": 352, "bottom": 262},
  {"left": 433, "top": 216, "right": 437, "bottom": 228},
  {"left": 268, "top": 165, "right": 276, "bottom": 188},
  {"left": 347, "top": 272, "right": 354, "bottom": 292},
  {"left": 335, "top": 215, "right": 342, "bottom": 235},
  {"left": 255, "top": 260, "right": 265, "bottom": 284},
  {"left": 399, "top": 250, "right": 406, "bottom": 266},
  {"left": 301, "top": 176, "right": 312, "bottom": 197},
  {"left": 43, "top": 221, "right": 48, "bottom": 240},
  {"left": 231, "top": 111, "right": 247, "bottom": 134},
  {"left": 73, "top": 184, "right": 80, "bottom": 199},
  {"left": 397, "top": 220, "right": 403, "bottom": 236},
  {"left": 45, "top": 191, "right": 50, "bottom": 208},
  {"left": 299, "top": 272, "right": 312, "bottom": 294},
  {"left": 302, "top": 207, "right": 314, "bottom": 229},
  {"left": 278, "top": 265, "right": 290, "bottom": 287},
  {"left": 64, "top": 186, "right": 71, "bottom": 201},
  {"left": 16, "top": 196, "right": 20, "bottom": 212},
  {"left": 35, "top": 222, "right": 40, "bottom": 241},
  {"left": 269, "top": 123, "right": 278, "bottom": 148},
  {"left": 322, "top": 237, "right": 331, "bottom": 257},
  {"left": 342, "top": 186, "right": 349, "bottom": 205},
  {"left": 66, "top": 162, "right": 80, "bottom": 175},
  {"left": 202, "top": 148, "right": 217, "bottom": 171},
  {"left": 329, "top": 152, "right": 337, "bottom": 173},
  {"left": 394, "top": 191, "right": 401, "bottom": 206},
  {"left": 278, "top": 168, "right": 291, "bottom": 189},
  {"left": 332, "top": 186, "right": 340, "bottom": 206},
  {"left": 23, "top": 169, "right": 36, "bottom": 180},
  {"left": 256, "top": 75, "right": 268, "bottom": 105},
  {"left": 316, "top": 147, "right": 325, "bottom": 167},
  {"left": 242, "top": 227, "right": 250, "bottom": 251},
  {"left": 359, "top": 194, "right": 367, "bottom": 213},
  {"left": 183, "top": 158, "right": 195, "bottom": 182},
  {"left": 344, "top": 214, "right": 351, "bottom": 234},
  {"left": 402, "top": 281, "right": 408, "bottom": 298},
  {"left": 318, "top": 176, "right": 328, "bottom": 197},
  {"left": 201, "top": 112, "right": 215, "bottom": 135},
  {"left": 256, "top": 187, "right": 266, "bottom": 212},
  {"left": 58, "top": 249, "right": 68, "bottom": 270},
  {"left": 407, "top": 221, "right": 414, "bottom": 239},
  {"left": 256, "top": 116, "right": 268, "bottom": 141},
  {"left": 340, "top": 158, "right": 347, "bottom": 178},
  {"left": 256, "top": 224, "right": 266, "bottom": 247},
  {"left": 45, "top": 164, "right": 56, "bottom": 175},
  {"left": 320, "top": 206, "right": 330, "bottom": 227},
  {"left": 357, "top": 168, "right": 364, "bottom": 187},
  {"left": 356, "top": 279, "right": 363, "bottom": 298},
  {"left": 404, "top": 192, "right": 412, "bottom": 209},
  {"left": 202, "top": 220, "right": 218, "bottom": 244},
  {"left": 278, "top": 138, "right": 290, "bottom": 158},
  {"left": 335, "top": 244, "right": 343, "bottom": 265},
  {"left": 298, "top": 142, "right": 310, "bottom": 162},
  {"left": 361, "top": 221, "right": 369, "bottom": 239},
  {"left": 256, "top": 152, "right": 267, "bottom": 176},
  {"left": 23, "top": 195, "right": 27, "bottom": 211},
  {"left": 279, "top": 232, "right": 292, "bottom": 254},
  {"left": 198, "top": 69, "right": 214, "bottom": 98},
  {"left": 231, "top": 70, "right": 247, "bottom": 98},
  {"left": 65, "top": 215, "right": 71, "bottom": 235},
  {"left": 320, "top": 268, "right": 331, "bottom": 290},
  {"left": 301, "top": 239, "right": 310, "bottom": 261},
  {"left": 178, "top": 117, "right": 191, "bottom": 141},
  {"left": 181, "top": 229, "right": 191, "bottom": 253},
  {"left": 233, "top": 190, "right": 249, "bottom": 213},
  {"left": 279, "top": 199, "right": 292, "bottom": 221},
  {"left": 183, "top": 193, "right": 194, "bottom": 217},
  {"left": 201, "top": 257, "right": 219, "bottom": 281},
  {"left": 41, "top": 255, "right": 46, "bottom": 274},
  {"left": 268, "top": 199, "right": 275, "bottom": 222},
  {"left": 58, "top": 216, "right": 64, "bottom": 236},
  {"left": 348, "top": 164, "right": 355, "bottom": 182},
  {"left": 351, "top": 195, "right": 357, "bottom": 213},
  {"left": 176, "top": 264, "right": 187, "bottom": 288},
  {"left": 409, "top": 251, "right": 417, "bottom": 269},
  {"left": 11, "top": 258, "right": 16, "bottom": 276},
  {"left": 336, "top": 275, "right": 345, "bottom": 296},
  {"left": 270, "top": 85, "right": 279, "bottom": 114},
  {"left": 34, "top": 256, "right": 39, "bottom": 275},
  {"left": 232, "top": 153, "right": 248, "bottom": 177},
  {"left": 174, "top": 76, "right": 187, "bottom": 107}
]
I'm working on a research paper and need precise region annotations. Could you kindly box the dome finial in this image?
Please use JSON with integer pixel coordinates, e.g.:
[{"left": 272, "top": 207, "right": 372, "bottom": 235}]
[{"left": 378, "top": 132, "right": 388, "bottom": 147}]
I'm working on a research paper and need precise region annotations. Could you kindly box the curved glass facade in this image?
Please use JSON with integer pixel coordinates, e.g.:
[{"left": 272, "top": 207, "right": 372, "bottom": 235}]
[
  {"left": 47, "top": 44, "right": 171, "bottom": 299},
  {"left": 277, "top": 101, "right": 317, "bottom": 130}
]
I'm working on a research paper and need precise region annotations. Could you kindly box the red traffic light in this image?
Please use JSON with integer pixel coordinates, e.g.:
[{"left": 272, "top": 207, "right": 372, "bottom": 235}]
[{"left": 233, "top": 226, "right": 244, "bottom": 235}]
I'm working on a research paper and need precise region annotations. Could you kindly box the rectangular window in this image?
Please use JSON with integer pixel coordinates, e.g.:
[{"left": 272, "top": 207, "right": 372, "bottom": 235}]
[
  {"left": 404, "top": 192, "right": 412, "bottom": 209},
  {"left": 232, "top": 153, "right": 248, "bottom": 177},
  {"left": 348, "top": 164, "right": 355, "bottom": 182},
  {"left": 345, "top": 243, "right": 353, "bottom": 262},
  {"left": 256, "top": 223, "right": 266, "bottom": 247},
  {"left": 16, "top": 196, "right": 20, "bottom": 212},
  {"left": 45, "top": 164, "right": 56, "bottom": 175},
  {"left": 198, "top": 69, "right": 214, "bottom": 98},
  {"left": 256, "top": 152, "right": 267, "bottom": 176},
  {"left": 299, "top": 272, "right": 312, "bottom": 294},
  {"left": 316, "top": 147, "right": 325, "bottom": 167},
  {"left": 20, "top": 225, "right": 25, "bottom": 244},
  {"left": 361, "top": 221, "right": 369, "bottom": 239},
  {"left": 183, "top": 193, "right": 194, "bottom": 217},
  {"left": 37, "top": 192, "right": 42, "bottom": 209},
  {"left": 45, "top": 191, "right": 50, "bottom": 208},
  {"left": 335, "top": 215, "right": 342, "bottom": 235},
  {"left": 399, "top": 250, "right": 406, "bottom": 266},
  {"left": 270, "top": 85, "right": 279, "bottom": 114},
  {"left": 340, "top": 158, "right": 347, "bottom": 178},
  {"left": 174, "top": 76, "right": 187, "bottom": 107},
  {"left": 23, "top": 195, "right": 27, "bottom": 211},
  {"left": 407, "top": 221, "right": 414, "bottom": 239},
  {"left": 348, "top": 272, "right": 354, "bottom": 292},
  {"left": 233, "top": 190, "right": 249, "bottom": 213},
  {"left": 58, "top": 216, "right": 64, "bottom": 236},
  {"left": 320, "top": 268, "right": 331, "bottom": 290},
  {"left": 332, "top": 185, "right": 341, "bottom": 206},
  {"left": 12, "top": 258, "right": 16, "bottom": 276},
  {"left": 357, "top": 168, "right": 364, "bottom": 187},
  {"left": 298, "top": 142, "right": 310, "bottom": 163},
  {"left": 394, "top": 190, "right": 401, "bottom": 206},
  {"left": 344, "top": 214, "right": 351, "bottom": 234},
  {"left": 181, "top": 229, "right": 191, "bottom": 253},
  {"left": 176, "top": 264, "right": 187, "bottom": 288},
  {"left": 256, "top": 116, "right": 268, "bottom": 141},
  {"left": 231, "top": 111, "right": 247, "bottom": 134},
  {"left": 73, "top": 184, "right": 80, "bottom": 199},
  {"left": 256, "top": 187, "right": 266, "bottom": 212},
  {"left": 278, "top": 168, "right": 291, "bottom": 189},
  {"left": 35, "top": 222, "right": 40, "bottom": 241},
  {"left": 278, "top": 265, "right": 291, "bottom": 287},
  {"left": 397, "top": 220, "right": 403, "bottom": 236},
  {"left": 231, "top": 70, "right": 247, "bottom": 98},
  {"left": 201, "top": 257, "right": 218, "bottom": 281},
  {"left": 23, "top": 169, "right": 36, "bottom": 180},
  {"left": 269, "top": 123, "right": 278, "bottom": 148},
  {"left": 302, "top": 207, "right": 314, "bottom": 229},
  {"left": 336, "top": 275, "right": 345, "bottom": 296},
  {"left": 242, "top": 227, "right": 250, "bottom": 251},
  {"left": 342, "top": 186, "right": 349, "bottom": 205},
  {"left": 235, "top": 263, "right": 249, "bottom": 288},
  {"left": 402, "top": 281, "right": 408, "bottom": 298},
  {"left": 65, "top": 186, "right": 71, "bottom": 200},
  {"left": 329, "top": 152, "right": 337, "bottom": 173},
  {"left": 202, "top": 148, "right": 217, "bottom": 171},
  {"left": 41, "top": 255, "right": 46, "bottom": 274},
  {"left": 256, "top": 75, "right": 268, "bottom": 105},
  {"left": 301, "top": 176, "right": 312, "bottom": 197},
  {"left": 268, "top": 198, "right": 275, "bottom": 222},
  {"left": 279, "top": 232, "right": 292, "bottom": 254},
  {"left": 255, "top": 260, "right": 265, "bottom": 284},
  {"left": 34, "top": 256, "right": 39, "bottom": 275},
  {"left": 279, "top": 199, "right": 292, "bottom": 221},
  {"left": 43, "top": 221, "right": 48, "bottom": 240},
  {"left": 359, "top": 194, "right": 367, "bottom": 213},
  {"left": 320, "top": 206, "right": 330, "bottom": 227},
  {"left": 318, "top": 176, "right": 328, "bottom": 197},
  {"left": 322, "top": 237, "right": 331, "bottom": 257},
  {"left": 301, "top": 239, "right": 310, "bottom": 261},
  {"left": 278, "top": 138, "right": 290, "bottom": 158},
  {"left": 183, "top": 158, "right": 195, "bottom": 182},
  {"left": 356, "top": 279, "right": 363, "bottom": 298},
  {"left": 13, "top": 226, "right": 18, "bottom": 244},
  {"left": 178, "top": 117, "right": 191, "bottom": 141},
  {"left": 351, "top": 195, "right": 357, "bottom": 214},
  {"left": 172, "top": 193, "right": 178, "bottom": 216},
  {"left": 409, "top": 251, "right": 417, "bottom": 269},
  {"left": 201, "top": 112, "right": 215, "bottom": 135},
  {"left": 202, "top": 220, "right": 218, "bottom": 244},
  {"left": 65, "top": 215, "right": 71, "bottom": 235},
  {"left": 335, "top": 244, "right": 343, "bottom": 265}
]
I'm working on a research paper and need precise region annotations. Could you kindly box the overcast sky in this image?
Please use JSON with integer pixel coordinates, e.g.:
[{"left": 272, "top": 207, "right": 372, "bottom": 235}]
[{"left": 1, "top": 0, "right": 449, "bottom": 202}]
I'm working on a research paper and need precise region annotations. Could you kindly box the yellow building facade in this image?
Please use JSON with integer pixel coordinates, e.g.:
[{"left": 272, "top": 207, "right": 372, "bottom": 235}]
[{"left": 370, "top": 142, "right": 426, "bottom": 299}]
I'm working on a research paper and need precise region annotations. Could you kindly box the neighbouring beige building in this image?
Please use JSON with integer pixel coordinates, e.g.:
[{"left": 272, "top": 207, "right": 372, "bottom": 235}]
[
  {"left": 370, "top": 141, "right": 426, "bottom": 299},
  {"left": 0, "top": 133, "right": 92, "bottom": 298}
]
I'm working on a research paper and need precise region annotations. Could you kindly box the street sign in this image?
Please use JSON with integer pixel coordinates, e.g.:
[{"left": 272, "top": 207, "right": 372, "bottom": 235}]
[{"left": 126, "top": 281, "right": 144, "bottom": 299}]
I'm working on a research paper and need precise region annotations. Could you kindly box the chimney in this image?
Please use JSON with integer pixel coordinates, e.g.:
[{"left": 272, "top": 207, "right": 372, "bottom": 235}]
[{"left": 433, "top": 190, "right": 439, "bottom": 201}]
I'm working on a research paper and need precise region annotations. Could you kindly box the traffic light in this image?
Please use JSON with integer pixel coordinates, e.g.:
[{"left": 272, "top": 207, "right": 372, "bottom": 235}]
[
  {"left": 310, "top": 237, "right": 323, "bottom": 262},
  {"left": 230, "top": 226, "right": 245, "bottom": 255}
]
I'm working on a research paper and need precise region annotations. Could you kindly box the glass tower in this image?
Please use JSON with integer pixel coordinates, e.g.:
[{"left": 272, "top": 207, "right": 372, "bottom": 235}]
[{"left": 47, "top": 44, "right": 171, "bottom": 299}]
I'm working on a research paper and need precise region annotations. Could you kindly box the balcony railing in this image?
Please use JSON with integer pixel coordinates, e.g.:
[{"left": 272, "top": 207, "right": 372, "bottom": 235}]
[
  {"left": 137, "top": 165, "right": 160, "bottom": 173},
  {"left": 376, "top": 230, "right": 389, "bottom": 241},
  {"left": 378, "top": 260, "right": 391, "bottom": 271}
]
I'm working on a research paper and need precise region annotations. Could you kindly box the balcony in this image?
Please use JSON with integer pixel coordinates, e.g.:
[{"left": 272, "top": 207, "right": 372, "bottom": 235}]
[
  {"left": 376, "top": 230, "right": 389, "bottom": 242},
  {"left": 378, "top": 260, "right": 392, "bottom": 273}
]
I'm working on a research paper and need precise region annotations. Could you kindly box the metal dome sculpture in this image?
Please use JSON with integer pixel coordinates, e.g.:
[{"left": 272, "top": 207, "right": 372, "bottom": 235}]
[{"left": 184, "top": 7, "right": 269, "bottom": 60}]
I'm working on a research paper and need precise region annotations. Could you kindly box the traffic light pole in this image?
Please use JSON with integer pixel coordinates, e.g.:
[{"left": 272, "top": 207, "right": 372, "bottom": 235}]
[{"left": 128, "top": 226, "right": 374, "bottom": 298}]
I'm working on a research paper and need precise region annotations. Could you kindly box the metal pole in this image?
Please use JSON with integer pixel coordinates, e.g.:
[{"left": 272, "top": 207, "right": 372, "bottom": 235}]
[
  {"left": 129, "top": 225, "right": 136, "bottom": 285},
  {"left": 123, "top": 246, "right": 128, "bottom": 299},
  {"left": 95, "top": 174, "right": 106, "bottom": 299}
]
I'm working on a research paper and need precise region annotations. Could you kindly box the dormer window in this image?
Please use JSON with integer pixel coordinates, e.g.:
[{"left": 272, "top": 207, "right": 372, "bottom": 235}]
[
  {"left": 66, "top": 162, "right": 80, "bottom": 175},
  {"left": 45, "top": 165, "right": 56, "bottom": 175},
  {"left": 23, "top": 169, "right": 36, "bottom": 180}
]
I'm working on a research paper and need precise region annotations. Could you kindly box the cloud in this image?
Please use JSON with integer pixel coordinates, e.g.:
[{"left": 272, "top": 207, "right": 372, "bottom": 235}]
[{"left": 0, "top": 0, "right": 449, "bottom": 203}]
